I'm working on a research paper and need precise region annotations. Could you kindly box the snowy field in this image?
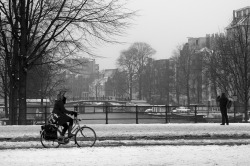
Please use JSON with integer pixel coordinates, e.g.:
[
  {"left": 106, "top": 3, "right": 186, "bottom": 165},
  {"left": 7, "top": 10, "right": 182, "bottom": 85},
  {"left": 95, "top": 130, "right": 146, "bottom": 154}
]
[
  {"left": 1, "top": 123, "right": 250, "bottom": 165},
  {"left": 0, "top": 123, "right": 250, "bottom": 148},
  {"left": 1, "top": 145, "right": 250, "bottom": 166},
  {"left": 1, "top": 123, "right": 250, "bottom": 138}
]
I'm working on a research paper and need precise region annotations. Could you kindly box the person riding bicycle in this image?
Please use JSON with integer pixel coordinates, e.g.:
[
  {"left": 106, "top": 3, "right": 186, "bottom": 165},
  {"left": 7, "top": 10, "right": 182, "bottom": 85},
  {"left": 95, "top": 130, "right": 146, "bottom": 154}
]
[{"left": 52, "top": 92, "right": 77, "bottom": 140}]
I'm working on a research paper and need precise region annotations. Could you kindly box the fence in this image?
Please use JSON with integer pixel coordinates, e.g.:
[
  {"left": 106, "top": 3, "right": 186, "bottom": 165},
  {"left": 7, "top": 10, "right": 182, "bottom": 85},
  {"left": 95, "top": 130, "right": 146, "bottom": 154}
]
[{"left": 0, "top": 104, "right": 248, "bottom": 125}]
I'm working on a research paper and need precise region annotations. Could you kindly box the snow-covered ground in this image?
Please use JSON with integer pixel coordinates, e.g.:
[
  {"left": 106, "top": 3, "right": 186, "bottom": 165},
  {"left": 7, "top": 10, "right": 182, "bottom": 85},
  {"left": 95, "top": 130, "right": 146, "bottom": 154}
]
[
  {"left": 1, "top": 123, "right": 250, "bottom": 138},
  {"left": 1, "top": 145, "right": 250, "bottom": 166},
  {"left": 0, "top": 123, "right": 250, "bottom": 165},
  {"left": 0, "top": 123, "right": 249, "bottom": 148}
]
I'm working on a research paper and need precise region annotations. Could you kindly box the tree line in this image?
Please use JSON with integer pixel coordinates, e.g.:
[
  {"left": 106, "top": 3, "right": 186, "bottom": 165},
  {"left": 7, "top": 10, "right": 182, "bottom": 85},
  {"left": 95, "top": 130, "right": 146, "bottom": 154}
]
[
  {"left": 0, "top": 0, "right": 135, "bottom": 125},
  {"left": 114, "top": 15, "right": 250, "bottom": 122}
]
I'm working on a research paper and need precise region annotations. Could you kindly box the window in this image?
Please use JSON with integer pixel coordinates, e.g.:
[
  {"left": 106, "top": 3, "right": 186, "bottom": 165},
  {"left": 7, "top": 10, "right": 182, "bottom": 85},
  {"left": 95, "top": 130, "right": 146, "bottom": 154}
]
[{"left": 237, "top": 11, "right": 240, "bottom": 17}]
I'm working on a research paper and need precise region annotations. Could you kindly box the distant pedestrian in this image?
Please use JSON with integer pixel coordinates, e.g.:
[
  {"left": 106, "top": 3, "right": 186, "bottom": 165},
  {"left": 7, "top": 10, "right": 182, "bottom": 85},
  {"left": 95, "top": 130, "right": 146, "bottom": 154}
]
[{"left": 216, "top": 93, "right": 229, "bottom": 125}]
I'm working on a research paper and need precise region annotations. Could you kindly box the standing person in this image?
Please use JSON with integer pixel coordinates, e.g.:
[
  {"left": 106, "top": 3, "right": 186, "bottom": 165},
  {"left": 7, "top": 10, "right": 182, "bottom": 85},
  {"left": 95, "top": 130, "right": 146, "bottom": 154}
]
[
  {"left": 216, "top": 93, "right": 229, "bottom": 125},
  {"left": 52, "top": 92, "right": 77, "bottom": 140}
]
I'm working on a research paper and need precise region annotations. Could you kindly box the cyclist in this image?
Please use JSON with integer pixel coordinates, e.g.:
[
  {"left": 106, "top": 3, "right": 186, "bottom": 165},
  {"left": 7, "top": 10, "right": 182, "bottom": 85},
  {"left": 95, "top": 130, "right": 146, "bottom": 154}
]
[{"left": 52, "top": 92, "right": 77, "bottom": 141}]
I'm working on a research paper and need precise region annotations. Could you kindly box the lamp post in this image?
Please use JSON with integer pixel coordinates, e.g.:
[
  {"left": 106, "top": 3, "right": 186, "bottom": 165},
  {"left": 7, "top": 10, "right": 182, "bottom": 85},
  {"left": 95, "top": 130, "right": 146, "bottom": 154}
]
[{"left": 232, "top": 93, "right": 237, "bottom": 123}]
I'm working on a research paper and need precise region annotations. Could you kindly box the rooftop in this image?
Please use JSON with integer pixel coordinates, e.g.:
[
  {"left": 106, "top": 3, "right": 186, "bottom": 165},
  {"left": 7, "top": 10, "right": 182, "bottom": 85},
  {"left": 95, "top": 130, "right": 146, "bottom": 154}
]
[{"left": 235, "top": 6, "right": 250, "bottom": 12}]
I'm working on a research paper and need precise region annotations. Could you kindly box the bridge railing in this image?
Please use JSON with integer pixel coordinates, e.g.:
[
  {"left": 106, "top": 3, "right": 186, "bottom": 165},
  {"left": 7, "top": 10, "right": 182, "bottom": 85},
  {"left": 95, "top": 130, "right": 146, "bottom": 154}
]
[{"left": 0, "top": 104, "right": 247, "bottom": 125}]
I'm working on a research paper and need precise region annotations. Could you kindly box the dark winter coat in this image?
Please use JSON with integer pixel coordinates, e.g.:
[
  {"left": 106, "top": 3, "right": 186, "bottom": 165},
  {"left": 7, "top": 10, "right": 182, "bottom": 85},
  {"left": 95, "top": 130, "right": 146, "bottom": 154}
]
[
  {"left": 52, "top": 100, "right": 72, "bottom": 125},
  {"left": 217, "top": 95, "right": 229, "bottom": 112}
]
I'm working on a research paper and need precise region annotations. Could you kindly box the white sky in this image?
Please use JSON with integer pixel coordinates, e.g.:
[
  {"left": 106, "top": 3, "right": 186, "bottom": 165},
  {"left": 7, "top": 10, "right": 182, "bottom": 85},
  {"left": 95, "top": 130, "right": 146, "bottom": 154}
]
[{"left": 95, "top": 0, "right": 250, "bottom": 70}]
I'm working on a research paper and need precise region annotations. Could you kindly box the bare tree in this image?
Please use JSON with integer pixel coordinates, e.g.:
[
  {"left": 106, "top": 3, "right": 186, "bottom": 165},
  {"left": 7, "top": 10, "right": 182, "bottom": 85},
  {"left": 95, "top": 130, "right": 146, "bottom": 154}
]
[
  {"left": 178, "top": 43, "right": 193, "bottom": 105},
  {"left": 200, "top": 44, "right": 220, "bottom": 106},
  {"left": 208, "top": 15, "right": 250, "bottom": 122},
  {"left": 130, "top": 42, "right": 156, "bottom": 99},
  {"left": 0, "top": 51, "right": 8, "bottom": 117},
  {"left": 117, "top": 42, "right": 155, "bottom": 100},
  {"left": 171, "top": 45, "right": 183, "bottom": 105},
  {"left": 0, "top": 11, "right": 19, "bottom": 124},
  {"left": 113, "top": 70, "right": 129, "bottom": 99},
  {"left": 142, "top": 58, "right": 154, "bottom": 103},
  {"left": 0, "top": 0, "right": 135, "bottom": 124},
  {"left": 27, "top": 61, "right": 68, "bottom": 104},
  {"left": 117, "top": 48, "right": 138, "bottom": 100}
]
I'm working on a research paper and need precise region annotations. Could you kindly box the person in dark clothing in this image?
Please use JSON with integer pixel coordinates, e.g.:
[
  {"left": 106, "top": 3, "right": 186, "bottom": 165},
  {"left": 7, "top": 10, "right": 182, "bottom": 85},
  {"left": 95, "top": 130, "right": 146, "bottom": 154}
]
[
  {"left": 216, "top": 93, "right": 229, "bottom": 125},
  {"left": 52, "top": 92, "right": 77, "bottom": 138}
]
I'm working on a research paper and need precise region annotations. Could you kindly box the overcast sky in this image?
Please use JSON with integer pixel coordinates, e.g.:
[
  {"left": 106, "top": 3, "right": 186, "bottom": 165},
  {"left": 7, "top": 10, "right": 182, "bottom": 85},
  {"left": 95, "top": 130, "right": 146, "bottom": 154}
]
[{"left": 95, "top": 0, "right": 250, "bottom": 70}]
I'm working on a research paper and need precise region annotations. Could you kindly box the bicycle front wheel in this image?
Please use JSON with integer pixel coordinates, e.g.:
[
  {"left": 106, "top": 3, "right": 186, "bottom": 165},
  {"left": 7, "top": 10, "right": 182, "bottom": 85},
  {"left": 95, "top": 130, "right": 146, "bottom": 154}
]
[
  {"left": 75, "top": 126, "right": 96, "bottom": 147},
  {"left": 40, "top": 129, "right": 61, "bottom": 148}
]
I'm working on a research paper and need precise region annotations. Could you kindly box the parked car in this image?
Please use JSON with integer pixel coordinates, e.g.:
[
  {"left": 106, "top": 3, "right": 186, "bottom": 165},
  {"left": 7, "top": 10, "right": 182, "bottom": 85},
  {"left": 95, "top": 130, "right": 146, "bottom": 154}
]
[
  {"left": 144, "top": 108, "right": 153, "bottom": 114},
  {"left": 171, "top": 107, "right": 191, "bottom": 113}
]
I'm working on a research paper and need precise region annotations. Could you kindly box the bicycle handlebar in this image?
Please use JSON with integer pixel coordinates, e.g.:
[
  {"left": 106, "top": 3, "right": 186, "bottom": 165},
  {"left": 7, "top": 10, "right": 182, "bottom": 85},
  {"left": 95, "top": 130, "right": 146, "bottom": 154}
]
[{"left": 72, "top": 111, "right": 81, "bottom": 121}]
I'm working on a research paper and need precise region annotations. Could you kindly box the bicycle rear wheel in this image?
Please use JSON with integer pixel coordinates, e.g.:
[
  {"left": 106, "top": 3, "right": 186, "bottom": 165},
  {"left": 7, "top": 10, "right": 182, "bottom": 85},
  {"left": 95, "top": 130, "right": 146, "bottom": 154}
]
[
  {"left": 75, "top": 126, "right": 96, "bottom": 147},
  {"left": 40, "top": 129, "right": 61, "bottom": 148}
]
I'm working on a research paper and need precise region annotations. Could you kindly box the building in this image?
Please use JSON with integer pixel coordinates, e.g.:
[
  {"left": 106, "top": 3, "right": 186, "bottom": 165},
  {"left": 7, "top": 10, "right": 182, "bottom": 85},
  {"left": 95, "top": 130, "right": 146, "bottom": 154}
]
[
  {"left": 63, "top": 58, "right": 99, "bottom": 100},
  {"left": 185, "top": 34, "right": 229, "bottom": 105},
  {"left": 227, "top": 6, "right": 250, "bottom": 30},
  {"left": 88, "top": 69, "right": 118, "bottom": 100},
  {"left": 103, "top": 69, "right": 117, "bottom": 99},
  {"left": 178, "top": 36, "right": 212, "bottom": 105},
  {"left": 226, "top": 6, "right": 250, "bottom": 40},
  {"left": 150, "top": 59, "right": 170, "bottom": 104},
  {"left": 187, "top": 37, "right": 207, "bottom": 50}
]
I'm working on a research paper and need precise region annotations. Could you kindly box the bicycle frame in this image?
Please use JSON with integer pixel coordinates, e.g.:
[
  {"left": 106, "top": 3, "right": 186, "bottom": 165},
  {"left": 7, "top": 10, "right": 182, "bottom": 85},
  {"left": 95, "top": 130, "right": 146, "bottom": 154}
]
[
  {"left": 71, "top": 116, "right": 82, "bottom": 135},
  {"left": 58, "top": 115, "right": 82, "bottom": 137}
]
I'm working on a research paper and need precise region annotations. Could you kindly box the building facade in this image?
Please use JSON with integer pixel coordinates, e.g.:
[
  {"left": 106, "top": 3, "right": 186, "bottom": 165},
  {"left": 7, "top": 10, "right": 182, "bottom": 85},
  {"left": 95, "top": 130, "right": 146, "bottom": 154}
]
[
  {"left": 228, "top": 6, "right": 250, "bottom": 28},
  {"left": 88, "top": 69, "right": 119, "bottom": 100},
  {"left": 64, "top": 58, "right": 99, "bottom": 100}
]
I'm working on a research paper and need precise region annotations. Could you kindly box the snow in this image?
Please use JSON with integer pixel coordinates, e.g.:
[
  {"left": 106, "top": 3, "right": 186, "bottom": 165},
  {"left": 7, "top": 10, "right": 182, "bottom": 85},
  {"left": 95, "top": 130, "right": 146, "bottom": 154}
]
[
  {"left": 1, "top": 123, "right": 250, "bottom": 138},
  {"left": 0, "top": 123, "right": 250, "bottom": 165},
  {"left": 1, "top": 145, "right": 250, "bottom": 166}
]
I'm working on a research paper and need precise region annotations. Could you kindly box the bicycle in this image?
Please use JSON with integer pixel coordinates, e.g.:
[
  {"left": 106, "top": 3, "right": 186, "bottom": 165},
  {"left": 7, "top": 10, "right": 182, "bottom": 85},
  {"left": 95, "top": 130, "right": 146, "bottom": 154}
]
[{"left": 40, "top": 113, "right": 97, "bottom": 148}]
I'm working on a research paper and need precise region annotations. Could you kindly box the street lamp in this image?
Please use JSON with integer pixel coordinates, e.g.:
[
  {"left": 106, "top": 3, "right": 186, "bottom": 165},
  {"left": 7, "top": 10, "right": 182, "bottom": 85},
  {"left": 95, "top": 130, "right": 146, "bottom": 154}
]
[{"left": 232, "top": 93, "right": 237, "bottom": 123}]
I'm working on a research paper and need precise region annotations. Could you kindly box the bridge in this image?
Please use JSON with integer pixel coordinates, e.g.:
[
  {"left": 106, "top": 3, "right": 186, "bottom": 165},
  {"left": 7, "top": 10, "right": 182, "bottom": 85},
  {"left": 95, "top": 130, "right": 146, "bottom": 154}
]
[{"left": 66, "top": 100, "right": 128, "bottom": 106}]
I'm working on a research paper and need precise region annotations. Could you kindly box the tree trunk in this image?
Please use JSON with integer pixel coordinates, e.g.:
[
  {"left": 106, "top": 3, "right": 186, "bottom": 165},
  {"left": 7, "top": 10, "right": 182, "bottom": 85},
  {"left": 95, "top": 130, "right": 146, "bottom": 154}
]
[
  {"left": 244, "top": 90, "right": 249, "bottom": 123},
  {"left": 3, "top": 66, "right": 8, "bottom": 118},
  {"left": 18, "top": 0, "right": 28, "bottom": 125},
  {"left": 148, "top": 74, "right": 152, "bottom": 103},
  {"left": 176, "top": 68, "right": 180, "bottom": 105},
  {"left": 187, "top": 81, "right": 190, "bottom": 106},
  {"left": 4, "top": 90, "right": 8, "bottom": 118},
  {"left": 165, "top": 60, "right": 170, "bottom": 105},
  {"left": 176, "top": 88, "right": 180, "bottom": 105},
  {"left": 9, "top": 76, "right": 18, "bottom": 125},
  {"left": 8, "top": 37, "right": 19, "bottom": 125},
  {"left": 138, "top": 74, "right": 142, "bottom": 100},
  {"left": 40, "top": 94, "right": 44, "bottom": 112},
  {"left": 186, "top": 74, "right": 190, "bottom": 106},
  {"left": 18, "top": 69, "right": 27, "bottom": 125},
  {"left": 129, "top": 74, "right": 133, "bottom": 100}
]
